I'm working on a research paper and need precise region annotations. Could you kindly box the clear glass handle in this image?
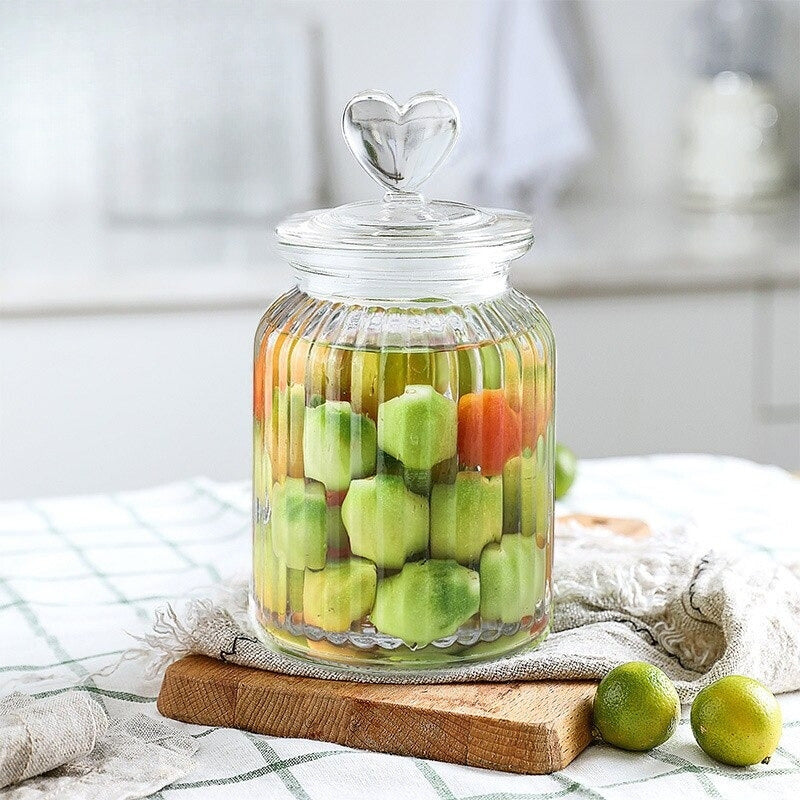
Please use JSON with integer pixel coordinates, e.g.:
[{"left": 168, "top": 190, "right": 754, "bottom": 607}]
[{"left": 341, "top": 90, "right": 460, "bottom": 197}]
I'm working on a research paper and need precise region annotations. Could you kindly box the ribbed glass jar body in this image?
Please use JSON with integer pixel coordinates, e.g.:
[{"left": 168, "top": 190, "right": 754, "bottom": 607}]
[{"left": 251, "top": 278, "right": 554, "bottom": 672}]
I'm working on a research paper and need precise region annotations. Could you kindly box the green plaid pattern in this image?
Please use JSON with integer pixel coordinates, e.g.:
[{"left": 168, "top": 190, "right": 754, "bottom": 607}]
[{"left": 2, "top": 457, "right": 799, "bottom": 799}]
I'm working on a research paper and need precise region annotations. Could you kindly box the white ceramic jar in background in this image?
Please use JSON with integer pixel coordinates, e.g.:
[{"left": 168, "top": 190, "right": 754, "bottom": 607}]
[
  {"left": 680, "top": 0, "right": 788, "bottom": 208},
  {"left": 680, "top": 70, "right": 785, "bottom": 208}
]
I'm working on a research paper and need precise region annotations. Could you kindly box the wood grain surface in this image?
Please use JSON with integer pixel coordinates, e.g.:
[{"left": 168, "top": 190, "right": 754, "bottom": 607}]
[
  {"left": 158, "top": 654, "right": 597, "bottom": 774},
  {"left": 558, "top": 513, "right": 651, "bottom": 539}
]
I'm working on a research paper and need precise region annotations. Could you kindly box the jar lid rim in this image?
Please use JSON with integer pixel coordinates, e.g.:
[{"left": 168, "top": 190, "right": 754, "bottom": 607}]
[{"left": 275, "top": 199, "right": 534, "bottom": 263}]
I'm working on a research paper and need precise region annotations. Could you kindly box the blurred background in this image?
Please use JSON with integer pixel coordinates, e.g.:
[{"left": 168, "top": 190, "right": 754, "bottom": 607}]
[{"left": 0, "top": 0, "right": 798, "bottom": 499}]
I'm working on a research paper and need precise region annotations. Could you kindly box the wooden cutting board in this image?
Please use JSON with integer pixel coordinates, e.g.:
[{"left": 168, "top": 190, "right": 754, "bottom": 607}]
[
  {"left": 157, "top": 515, "right": 650, "bottom": 774},
  {"left": 158, "top": 655, "right": 597, "bottom": 774}
]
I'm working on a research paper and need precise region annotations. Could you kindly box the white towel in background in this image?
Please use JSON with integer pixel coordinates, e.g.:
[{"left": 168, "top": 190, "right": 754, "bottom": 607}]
[{"left": 455, "top": 0, "right": 592, "bottom": 208}]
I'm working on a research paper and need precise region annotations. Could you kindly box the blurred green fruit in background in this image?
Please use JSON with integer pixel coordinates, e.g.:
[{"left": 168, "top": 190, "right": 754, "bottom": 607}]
[{"left": 555, "top": 443, "right": 577, "bottom": 499}]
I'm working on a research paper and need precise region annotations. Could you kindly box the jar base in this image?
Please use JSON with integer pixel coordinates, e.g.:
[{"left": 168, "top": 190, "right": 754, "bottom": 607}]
[{"left": 248, "top": 598, "right": 551, "bottom": 676}]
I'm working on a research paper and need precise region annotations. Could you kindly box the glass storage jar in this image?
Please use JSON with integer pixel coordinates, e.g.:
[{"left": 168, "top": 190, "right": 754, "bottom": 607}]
[{"left": 251, "top": 91, "right": 555, "bottom": 672}]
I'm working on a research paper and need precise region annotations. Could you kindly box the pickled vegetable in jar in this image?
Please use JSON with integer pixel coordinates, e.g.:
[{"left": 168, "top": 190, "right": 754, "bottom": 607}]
[{"left": 252, "top": 91, "right": 554, "bottom": 672}]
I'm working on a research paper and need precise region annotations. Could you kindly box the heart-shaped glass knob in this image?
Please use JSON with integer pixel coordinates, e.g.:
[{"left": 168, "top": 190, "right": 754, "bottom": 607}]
[{"left": 342, "top": 90, "right": 460, "bottom": 197}]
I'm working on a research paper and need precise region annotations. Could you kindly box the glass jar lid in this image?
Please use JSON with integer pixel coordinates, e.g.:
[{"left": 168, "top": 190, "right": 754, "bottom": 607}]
[{"left": 275, "top": 91, "right": 534, "bottom": 271}]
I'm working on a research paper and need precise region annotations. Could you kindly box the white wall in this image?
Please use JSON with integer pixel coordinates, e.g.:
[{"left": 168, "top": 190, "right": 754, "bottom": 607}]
[
  {"left": 2, "top": 0, "right": 797, "bottom": 219},
  {"left": 0, "top": 0, "right": 321, "bottom": 221}
]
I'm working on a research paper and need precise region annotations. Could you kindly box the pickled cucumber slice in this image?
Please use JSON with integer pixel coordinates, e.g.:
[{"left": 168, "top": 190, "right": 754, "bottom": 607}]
[
  {"left": 430, "top": 472, "right": 503, "bottom": 564},
  {"left": 479, "top": 343, "right": 503, "bottom": 390},
  {"left": 253, "top": 521, "right": 287, "bottom": 614},
  {"left": 270, "top": 478, "right": 327, "bottom": 570},
  {"left": 341, "top": 474, "right": 428, "bottom": 569},
  {"left": 371, "top": 560, "right": 480, "bottom": 646},
  {"left": 303, "top": 401, "right": 377, "bottom": 491},
  {"left": 351, "top": 350, "right": 454, "bottom": 420},
  {"left": 325, "top": 504, "right": 350, "bottom": 557},
  {"left": 377, "top": 449, "right": 404, "bottom": 477},
  {"left": 502, "top": 447, "right": 550, "bottom": 544},
  {"left": 287, "top": 567, "right": 304, "bottom": 614},
  {"left": 377, "top": 385, "right": 457, "bottom": 470},
  {"left": 270, "top": 383, "right": 306, "bottom": 480},
  {"left": 403, "top": 455, "right": 459, "bottom": 497},
  {"left": 253, "top": 417, "right": 270, "bottom": 508},
  {"left": 479, "top": 534, "right": 545, "bottom": 623},
  {"left": 303, "top": 558, "right": 377, "bottom": 632},
  {"left": 431, "top": 454, "right": 459, "bottom": 485},
  {"left": 403, "top": 467, "right": 432, "bottom": 497}
]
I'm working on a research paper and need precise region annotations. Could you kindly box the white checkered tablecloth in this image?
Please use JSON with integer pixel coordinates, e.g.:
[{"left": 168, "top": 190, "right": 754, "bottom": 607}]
[{"left": 2, "top": 455, "right": 799, "bottom": 800}]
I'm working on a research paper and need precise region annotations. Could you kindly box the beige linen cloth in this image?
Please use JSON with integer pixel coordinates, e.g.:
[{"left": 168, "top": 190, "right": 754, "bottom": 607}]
[
  {"left": 0, "top": 692, "right": 195, "bottom": 797},
  {"left": 142, "top": 521, "right": 800, "bottom": 702}
]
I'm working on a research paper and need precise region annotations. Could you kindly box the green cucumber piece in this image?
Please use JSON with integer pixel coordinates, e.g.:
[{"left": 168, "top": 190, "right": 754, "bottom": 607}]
[
  {"left": 377, "top": 385, "right": 457, "bottom": 470},
  {"left": 287, "top": 567, "right": 304, "bottom": 613},
  {"left": 253, "top": 521, "right": 287, "bottom": 613},
  {"left": 502, "top": 447, "right": 549, "bottom": 539},
  {"left": 341, "top": 474, "right": 428, "bottom": 569},
  {"left": 303, "top": 401, "right": 377, "bottom": 491},
  {"left": 325, "top": 504, "right": 349, "bottom": 554},
  {"left": 479, "top": 534, "right": 546, "bottom": 622},
  {"left": 270, "top": 478, "right": 327, "bottom": 570},
  {"left": 303, "top": 557, "right": 377, "bottom": 632},
  {"left": 371, "top": 560, "right": 480, "bottom": 646},
  {"left": 430, "top": 472, "right": 503, "bottom": 564}
]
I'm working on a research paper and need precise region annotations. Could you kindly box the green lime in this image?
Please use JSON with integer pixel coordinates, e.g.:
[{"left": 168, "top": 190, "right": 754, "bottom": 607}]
[
  {"left": 691, "top": 676, "right": 782, "bottom": 766},
  {"left": 593, "top": 662, "right": 680, "bottom": 751},
  {"left": 554, "top": 443, "right": 577, "bottom": 499}
]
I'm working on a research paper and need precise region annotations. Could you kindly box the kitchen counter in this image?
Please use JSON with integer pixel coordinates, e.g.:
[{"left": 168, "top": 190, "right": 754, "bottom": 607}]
[
  {"left": 0, "top": 196, "right": 797, "bottom": 317},
  {"left": 525, "top": 195, "right": 800, "bottom": 296}
]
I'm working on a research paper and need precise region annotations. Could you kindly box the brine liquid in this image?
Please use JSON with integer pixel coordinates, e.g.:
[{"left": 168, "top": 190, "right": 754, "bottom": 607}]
[{"left": 252, "top": 329, "right": 554, "bottom": 669}]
